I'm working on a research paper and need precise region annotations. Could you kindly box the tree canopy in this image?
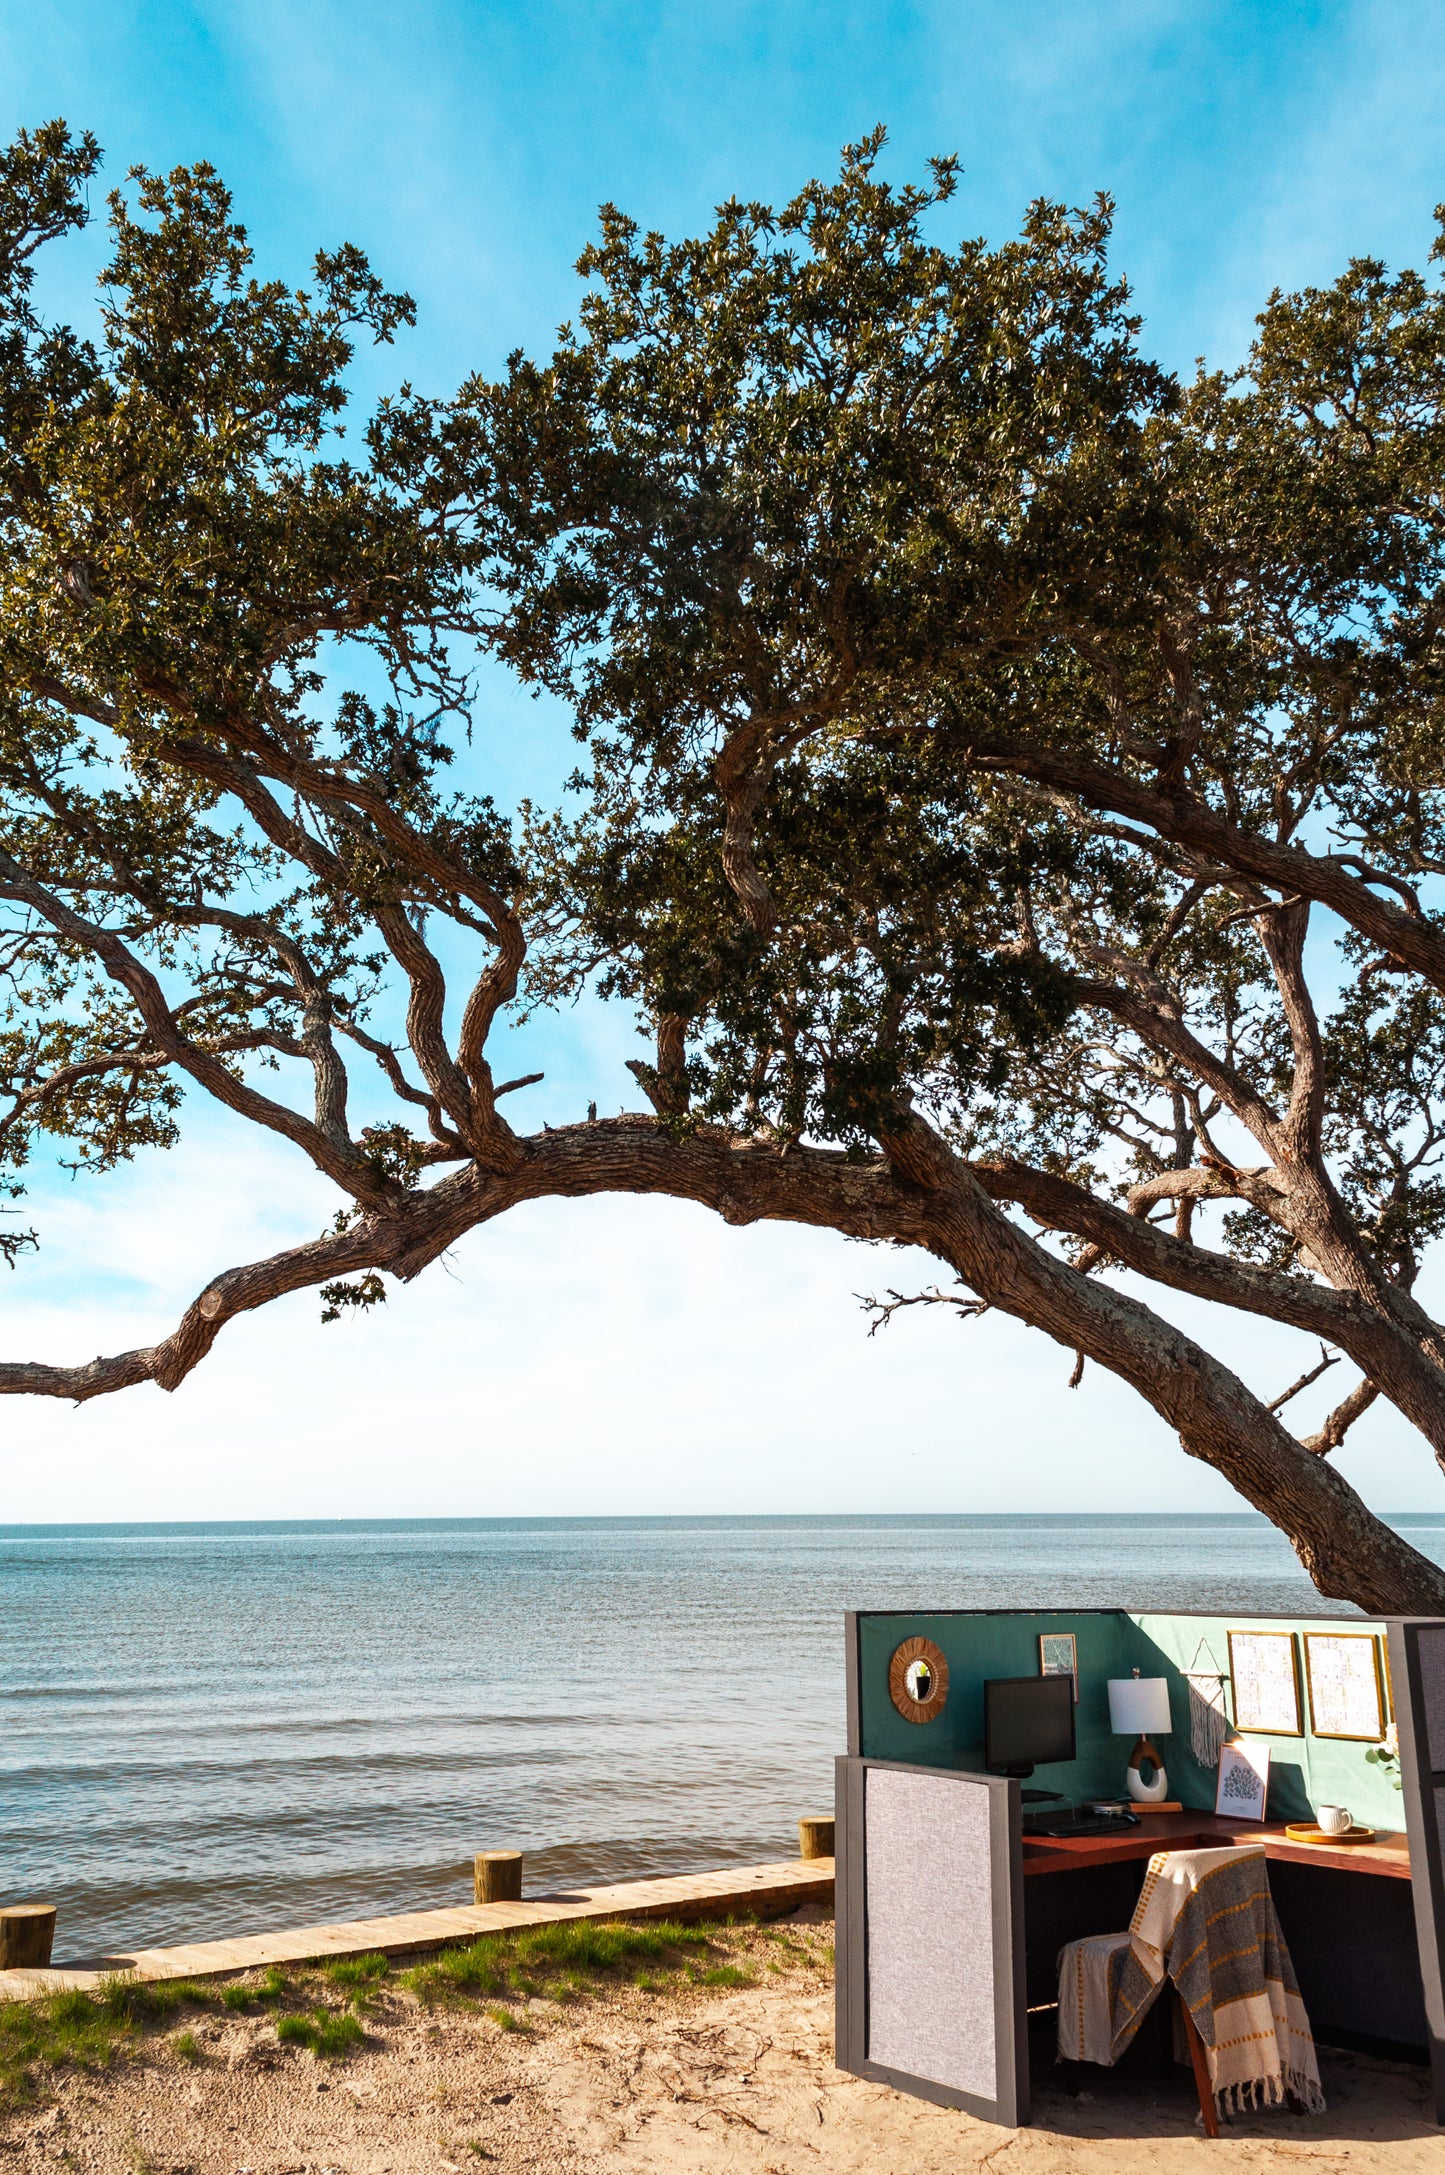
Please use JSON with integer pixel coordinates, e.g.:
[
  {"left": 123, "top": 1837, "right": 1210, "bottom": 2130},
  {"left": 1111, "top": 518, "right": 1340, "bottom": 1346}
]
[{"left": 5, "top": 121, "right": 1445, "bottom": 1613}]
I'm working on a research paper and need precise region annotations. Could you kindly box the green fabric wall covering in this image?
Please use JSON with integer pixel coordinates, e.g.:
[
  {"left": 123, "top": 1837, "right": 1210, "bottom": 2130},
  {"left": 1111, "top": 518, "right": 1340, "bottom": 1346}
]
[
  {"left": 1128, "top": 1612, "right": 1399, "bottom": 1827},
  {"left": 855, "top": 1610, "right": 1138, "bottom": 1802},
  {"left": 855, "top": 1608, "right": 1401, "bottom": 1826}
]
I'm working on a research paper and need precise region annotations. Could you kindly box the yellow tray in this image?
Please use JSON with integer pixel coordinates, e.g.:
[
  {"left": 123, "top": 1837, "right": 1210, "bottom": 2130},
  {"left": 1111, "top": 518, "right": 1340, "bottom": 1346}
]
[{"left": 1283, "top": 1822, "right": 1375, "bottom": 1846}]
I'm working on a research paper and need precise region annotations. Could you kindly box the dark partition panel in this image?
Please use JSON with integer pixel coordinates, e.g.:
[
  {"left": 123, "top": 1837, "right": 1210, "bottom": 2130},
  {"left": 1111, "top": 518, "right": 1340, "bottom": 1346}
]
[
  {"left": 835, "top": 1756, "right": 1027, "bottom": 2126},
  {"left": 1390, "top": 1619, "right": 1445, "bottom": 2120}
]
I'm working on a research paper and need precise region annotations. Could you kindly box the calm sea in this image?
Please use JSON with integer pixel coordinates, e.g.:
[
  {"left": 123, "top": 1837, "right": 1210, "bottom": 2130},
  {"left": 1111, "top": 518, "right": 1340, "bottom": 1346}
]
[{"left": 4, "top": 1514, "right": 1443, "bottom": 1964}]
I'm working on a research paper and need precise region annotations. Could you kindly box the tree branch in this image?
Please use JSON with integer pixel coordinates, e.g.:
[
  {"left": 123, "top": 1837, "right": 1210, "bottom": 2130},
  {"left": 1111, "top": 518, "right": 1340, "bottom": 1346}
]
[
  {"left": 0, "top": 848, "right": 394, "bottom": 1208},
  {"left": 857, "top": 1283, "right": 990, "bottom": 1336},
  {"left": 963, "top": 1153, "right": 1445, "bottom": 1461},
  {"left": 1254, "top": 898, "right": 1325, "bottom": 1164},
  {"left": 1071, "top": 973, "right": 1285, "bottom": 1159},
  {"left": 1303, "top": 1376, "right": 1380, "bottom": 1456},
  {"left": 2, "top": 1105, "right": 1440, "bottom": 1612},
  {"left": 1267, "top": 1344, "right": 1338, "bottom": 1413},
  {"left": 942, "top": 727, "right": 1445, "bottom": 999},
  {"left": 881, "top": 1112, "right": 1445, "bottom": 1611}
]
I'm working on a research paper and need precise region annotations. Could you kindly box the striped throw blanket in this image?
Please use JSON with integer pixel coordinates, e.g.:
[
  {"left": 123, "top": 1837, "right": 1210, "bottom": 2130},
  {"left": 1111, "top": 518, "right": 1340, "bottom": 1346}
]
[{"left": 1058, "top": 1845, "right": 1325, "bottom": 2117}]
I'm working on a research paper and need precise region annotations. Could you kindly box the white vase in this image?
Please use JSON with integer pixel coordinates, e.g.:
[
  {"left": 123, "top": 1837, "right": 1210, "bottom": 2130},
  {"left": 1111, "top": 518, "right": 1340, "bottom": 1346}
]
[{"left": 1127, "top": 1735, "right": 1170, "bottom": 1803}]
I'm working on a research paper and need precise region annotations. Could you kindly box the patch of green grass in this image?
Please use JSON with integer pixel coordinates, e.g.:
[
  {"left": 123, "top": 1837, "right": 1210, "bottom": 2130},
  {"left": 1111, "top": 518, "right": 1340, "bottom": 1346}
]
[
  {"left": 401, "top": 1918, "right": 711, "bottom": 2008},
  {"left": 402, "top": 1938, "right": 507, "bottom": 2000},
  {"left": 216, "top": 1968, "right": 292, "bottom": 2011},
  {"left": 0, "top": 1972, "right": 236, "bottom": 2107},
  {"left": 484, "top": 2005, "right": 522, "bottom": 2032},
  {"left": 324, "top": 1953, "right": 388, "bottom": 1989},
  {"left": 513, "top": 1919, "right": 708, "bottom": 1974},
  {"left": 466, "top": 2142, "right": 496, "bottom": 2160},
  {"left": 633, "top": 1972, "right": 662, "bottom": 1992},
  {"left": 275, "top": 2009, "right": 365, "bottom": 2060},
  {"left": 0, "top": 1976, "right": 268, "bottom": 2107},
  {"left": 694, "top": 1964, "right": 755, "bottom": 1989}
]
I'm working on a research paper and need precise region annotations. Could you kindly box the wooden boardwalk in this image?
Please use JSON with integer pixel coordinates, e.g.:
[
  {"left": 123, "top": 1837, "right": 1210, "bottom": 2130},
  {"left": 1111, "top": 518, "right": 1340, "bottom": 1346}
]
[{"left": 0, "top": 1857, "right": 835, "bottom": 2003}]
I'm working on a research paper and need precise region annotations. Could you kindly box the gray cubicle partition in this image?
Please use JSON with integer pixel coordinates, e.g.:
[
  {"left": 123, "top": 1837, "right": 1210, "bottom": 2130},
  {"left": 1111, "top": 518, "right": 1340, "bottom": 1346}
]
[
  {"left": 1390, "top": 1619, "right": 1445, "bottom": 2121},
  {"left": 834, "top": 1755, "right": 1028, "bottom": 2126}
]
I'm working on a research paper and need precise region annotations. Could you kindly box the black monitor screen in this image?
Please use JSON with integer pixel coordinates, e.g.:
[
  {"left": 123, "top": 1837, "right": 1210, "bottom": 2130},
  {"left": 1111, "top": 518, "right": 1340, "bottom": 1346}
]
[{"left": 983, "top": 1675, "right": 1076, "bottom": 1776}]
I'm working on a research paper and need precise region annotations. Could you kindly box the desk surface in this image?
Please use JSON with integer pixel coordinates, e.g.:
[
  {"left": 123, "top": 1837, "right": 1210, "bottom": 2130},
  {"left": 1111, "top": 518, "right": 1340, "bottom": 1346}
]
[{"left": 1021, "top": 1807, "right": 1411, "bottom": 1881}]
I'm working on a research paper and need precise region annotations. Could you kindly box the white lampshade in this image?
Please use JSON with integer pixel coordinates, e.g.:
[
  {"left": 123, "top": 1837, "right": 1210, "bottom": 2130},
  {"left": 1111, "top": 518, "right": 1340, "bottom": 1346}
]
[{"left": 1108, "top": 1676, "right": 1172, "bottom": 1736}]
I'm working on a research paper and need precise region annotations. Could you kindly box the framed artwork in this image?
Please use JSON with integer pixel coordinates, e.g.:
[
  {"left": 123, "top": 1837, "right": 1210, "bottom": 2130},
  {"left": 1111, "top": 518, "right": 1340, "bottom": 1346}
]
[
  {"left": 1227, "top": 1630, "right": 1303, "bottom": 1736},
  {"left": 1215, "top": 1739, "right": 1270, "bottom": 1822},
  {"left": 1039, "top": 1632, "right": 1078, "bottom": 1701},
  {"left": 1303, "top": 1632, "right": 1386, "bottom": 1741}
]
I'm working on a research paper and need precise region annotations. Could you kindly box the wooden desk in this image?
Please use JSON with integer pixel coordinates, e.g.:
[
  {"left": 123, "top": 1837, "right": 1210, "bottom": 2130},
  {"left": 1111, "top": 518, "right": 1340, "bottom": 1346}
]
[
  {"left": 1019, "top": 1805, "right": 1425, "bottom": 2054},
  {"left": 1022, "top": 1806, "right": 1411, "bottom": 1881}
]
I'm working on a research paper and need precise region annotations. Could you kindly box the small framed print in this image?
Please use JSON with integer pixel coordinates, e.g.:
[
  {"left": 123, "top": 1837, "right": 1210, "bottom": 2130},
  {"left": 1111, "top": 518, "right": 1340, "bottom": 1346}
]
[
  {"left": 1303, "top": 1632, "right": 1385, "bottom": 1741},
  {"left": 1228, "top": 1630, "right": 1303, "bottom": 1736},
  {"left": 1215, "top": 1739, "right": 1270, "bottom": 1822},
  {"left": 1039, "top": 1631, "right": 1079, "bottom": 1700}
]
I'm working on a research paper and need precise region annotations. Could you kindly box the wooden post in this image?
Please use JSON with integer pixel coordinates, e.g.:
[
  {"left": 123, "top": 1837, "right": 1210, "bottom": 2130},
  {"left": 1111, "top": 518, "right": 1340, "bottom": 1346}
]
[
  {"left": 474, "top": 1851, "right": 523, "bottom": 1904},
  {"left": 0, "top": 1905, "right": 56, "bottom": 1970},
  {"left": 798, "top": 1816, "right": 835, "bottom": 1861}
]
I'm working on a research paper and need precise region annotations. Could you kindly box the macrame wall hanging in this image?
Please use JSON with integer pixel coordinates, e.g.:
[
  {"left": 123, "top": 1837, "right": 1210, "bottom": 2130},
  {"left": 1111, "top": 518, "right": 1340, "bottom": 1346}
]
[{"left": 1183, "top": 1639, "right": 1231, "bottom": 1768}]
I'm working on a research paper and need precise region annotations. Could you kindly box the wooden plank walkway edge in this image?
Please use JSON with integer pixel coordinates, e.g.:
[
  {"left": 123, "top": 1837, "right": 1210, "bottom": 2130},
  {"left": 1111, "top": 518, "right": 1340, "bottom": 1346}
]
[{"left": 0, "top": 1857, "right": 835, "bottom": 2004}]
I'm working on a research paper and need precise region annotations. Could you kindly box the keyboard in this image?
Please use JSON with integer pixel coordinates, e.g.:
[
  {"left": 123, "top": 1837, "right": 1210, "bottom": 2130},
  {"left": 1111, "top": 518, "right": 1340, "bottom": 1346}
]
[{"left": 1031, "top": 1815, "right": 1140, "bottom": 1838}]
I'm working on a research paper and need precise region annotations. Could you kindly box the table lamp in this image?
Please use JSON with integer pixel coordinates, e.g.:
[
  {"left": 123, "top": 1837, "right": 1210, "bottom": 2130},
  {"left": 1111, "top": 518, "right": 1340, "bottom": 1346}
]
[{"left": 1107, "top": 1669, "right": 1172, "bottom": 1804}]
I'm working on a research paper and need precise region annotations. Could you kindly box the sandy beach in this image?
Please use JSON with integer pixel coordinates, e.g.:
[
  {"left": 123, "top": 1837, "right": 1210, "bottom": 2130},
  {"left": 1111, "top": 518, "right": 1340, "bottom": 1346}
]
[{"left": 2, "top": 1911, "right": 1441, "bottom": 2175}]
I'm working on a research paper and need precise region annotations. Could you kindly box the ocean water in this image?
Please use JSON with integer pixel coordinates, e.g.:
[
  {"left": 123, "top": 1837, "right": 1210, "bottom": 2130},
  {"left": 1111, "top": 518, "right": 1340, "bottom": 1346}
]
[{"left": 3, "top": 1513, "right": 1442, "bottom": 1964}]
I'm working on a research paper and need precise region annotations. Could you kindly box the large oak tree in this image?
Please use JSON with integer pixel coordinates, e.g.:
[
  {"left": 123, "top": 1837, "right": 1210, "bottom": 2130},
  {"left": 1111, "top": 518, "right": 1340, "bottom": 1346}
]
[{"left": 5, "top": 123, "right": 1445, "bottom": 1613}]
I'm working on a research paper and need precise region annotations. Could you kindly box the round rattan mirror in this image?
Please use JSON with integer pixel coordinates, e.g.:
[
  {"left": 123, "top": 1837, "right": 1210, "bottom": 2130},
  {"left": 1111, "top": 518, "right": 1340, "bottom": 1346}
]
[{"left": 888, "top": 1634, "right": 949, "bottom": 1723}]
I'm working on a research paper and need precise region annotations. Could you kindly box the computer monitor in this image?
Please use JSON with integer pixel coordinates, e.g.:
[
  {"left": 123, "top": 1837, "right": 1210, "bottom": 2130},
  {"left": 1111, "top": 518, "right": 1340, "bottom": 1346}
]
[{"left": 983, "top": 1674, "right": 1076, "bottom": 1779}]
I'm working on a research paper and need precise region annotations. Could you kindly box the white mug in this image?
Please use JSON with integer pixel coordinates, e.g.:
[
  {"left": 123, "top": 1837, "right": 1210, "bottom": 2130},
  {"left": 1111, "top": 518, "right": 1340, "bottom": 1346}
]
[{"left": 1317, "top": 1804, "right": 1352, "bottom": 1836}]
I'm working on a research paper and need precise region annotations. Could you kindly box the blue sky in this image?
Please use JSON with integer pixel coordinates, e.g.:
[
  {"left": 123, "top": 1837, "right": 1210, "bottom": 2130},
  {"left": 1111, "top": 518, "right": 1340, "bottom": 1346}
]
[{"left": 4, "top": 1, "right": 1445, "bottom": 1520}]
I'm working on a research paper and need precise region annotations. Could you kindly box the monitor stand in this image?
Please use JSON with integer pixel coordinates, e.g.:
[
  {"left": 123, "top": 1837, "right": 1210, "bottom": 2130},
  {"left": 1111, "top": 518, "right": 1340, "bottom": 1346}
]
[{"left": 1019, "top": 1787, "right": 1064, "bottom": 1804}]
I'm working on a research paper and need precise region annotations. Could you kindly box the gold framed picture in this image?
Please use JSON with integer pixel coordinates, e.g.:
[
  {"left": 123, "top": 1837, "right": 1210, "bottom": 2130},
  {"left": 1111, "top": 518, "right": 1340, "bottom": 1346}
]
[
  {"left": 1303, "top": 1632, "right": 1385, "bottom": 1741},
  {"left": 1039, "top": 1631, "right": 1078, "bottom": 1700},
  {"left": 1227, "top": 1630, "right": 1303, "bottom": 1736}
]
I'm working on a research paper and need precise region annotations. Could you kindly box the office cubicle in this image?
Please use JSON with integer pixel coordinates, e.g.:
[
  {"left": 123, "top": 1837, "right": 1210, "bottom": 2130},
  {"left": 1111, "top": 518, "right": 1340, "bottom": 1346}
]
[{"left": 835, "top": 1606, "right": 1445, "bottom": 2127}]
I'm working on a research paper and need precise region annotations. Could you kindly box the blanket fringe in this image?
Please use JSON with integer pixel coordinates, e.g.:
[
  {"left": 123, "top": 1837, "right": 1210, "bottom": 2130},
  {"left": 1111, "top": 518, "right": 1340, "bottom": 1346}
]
[
  {"left": 1214, "top": 2068, "right": 1326, "bottom": 2119},
  {"left": 1287, "top": 2064, "right": 1328, "bottom": 2115}
]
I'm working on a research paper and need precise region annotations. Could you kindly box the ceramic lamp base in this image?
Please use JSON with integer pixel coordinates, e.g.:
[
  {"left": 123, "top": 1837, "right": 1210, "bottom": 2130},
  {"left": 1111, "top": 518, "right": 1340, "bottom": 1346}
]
[{"left": 1126, "top": 1735, "right": 1169, "bottom": 1804}]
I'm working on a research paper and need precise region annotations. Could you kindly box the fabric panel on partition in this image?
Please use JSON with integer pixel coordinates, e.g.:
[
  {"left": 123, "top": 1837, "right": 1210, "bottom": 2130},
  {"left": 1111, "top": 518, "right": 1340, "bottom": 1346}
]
[
  {"left": 864, "top": 1766, "right": 996, "bottom": 2097},
  {"left": 1419, "top": 1628, "right": 1445, "bottom": 1772}
]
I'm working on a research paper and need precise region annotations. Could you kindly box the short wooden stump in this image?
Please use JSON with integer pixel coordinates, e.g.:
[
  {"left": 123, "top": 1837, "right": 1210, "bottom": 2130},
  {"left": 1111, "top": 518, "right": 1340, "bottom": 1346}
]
[
  {"left": 0, "top": 1905, "right": 57, "bottom": 1970},
  {"left": 475, "top": 1851, "right": 523, "bottom": 1904},
  {"left": 798, "top": 1816, "right": 835, "bottom": 1861}
]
